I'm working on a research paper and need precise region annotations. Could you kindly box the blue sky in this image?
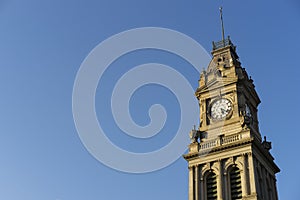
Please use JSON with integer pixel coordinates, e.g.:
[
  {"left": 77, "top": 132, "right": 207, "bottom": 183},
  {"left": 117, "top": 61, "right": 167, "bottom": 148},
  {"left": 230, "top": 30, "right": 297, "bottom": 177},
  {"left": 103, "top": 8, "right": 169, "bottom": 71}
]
[{"left": 0, "top": 0, "right": 299, "bottom": 199}]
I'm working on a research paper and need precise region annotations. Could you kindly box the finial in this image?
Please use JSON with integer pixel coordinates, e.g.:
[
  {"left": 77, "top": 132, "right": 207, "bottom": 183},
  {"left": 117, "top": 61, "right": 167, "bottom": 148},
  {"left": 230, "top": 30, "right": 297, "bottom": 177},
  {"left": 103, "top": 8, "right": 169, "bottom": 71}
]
[{"left": 219, "top": 6, "right": 225, "bottom": 42}]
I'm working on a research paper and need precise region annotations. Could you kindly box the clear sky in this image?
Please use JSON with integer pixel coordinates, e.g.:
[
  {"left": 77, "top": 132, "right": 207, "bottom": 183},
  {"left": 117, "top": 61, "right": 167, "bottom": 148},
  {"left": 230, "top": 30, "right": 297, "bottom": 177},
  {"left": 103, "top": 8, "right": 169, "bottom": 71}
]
[{"left": 0, "top": 0, "right": 299, "bottom": 199}]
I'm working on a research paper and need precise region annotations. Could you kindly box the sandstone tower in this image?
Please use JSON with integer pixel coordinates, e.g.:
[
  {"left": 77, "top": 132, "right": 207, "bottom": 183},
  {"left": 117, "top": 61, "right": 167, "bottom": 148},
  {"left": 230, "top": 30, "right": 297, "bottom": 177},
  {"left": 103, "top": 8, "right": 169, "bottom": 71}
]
[{"left": 183, "top": 35, "right": 280, "bottom": 200}]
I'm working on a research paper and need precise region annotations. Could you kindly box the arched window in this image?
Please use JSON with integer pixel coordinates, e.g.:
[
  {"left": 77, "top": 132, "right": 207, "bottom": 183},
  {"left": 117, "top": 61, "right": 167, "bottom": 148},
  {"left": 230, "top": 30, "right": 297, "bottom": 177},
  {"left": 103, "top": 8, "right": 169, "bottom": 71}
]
[
  {"left": 229, "top": 167, "right": 242, "bottom": 200},
  {"left": 206, "top": 172, "right": 217, "bottom": 200}
]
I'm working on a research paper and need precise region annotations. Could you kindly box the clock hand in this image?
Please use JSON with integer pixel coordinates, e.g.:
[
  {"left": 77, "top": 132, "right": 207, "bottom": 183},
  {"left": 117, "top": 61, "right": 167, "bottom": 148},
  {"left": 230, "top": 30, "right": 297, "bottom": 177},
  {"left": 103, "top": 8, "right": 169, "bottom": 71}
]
[{"left": 220, "top": 108, "right": 226, "bottom": 114}]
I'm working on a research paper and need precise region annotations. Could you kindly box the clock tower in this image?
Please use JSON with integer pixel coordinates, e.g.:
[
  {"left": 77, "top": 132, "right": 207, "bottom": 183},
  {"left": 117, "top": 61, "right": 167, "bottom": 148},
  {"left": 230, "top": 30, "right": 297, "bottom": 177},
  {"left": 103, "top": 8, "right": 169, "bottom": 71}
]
[{"left": 183, "top": 36, "right": 280, "bottom": 200}]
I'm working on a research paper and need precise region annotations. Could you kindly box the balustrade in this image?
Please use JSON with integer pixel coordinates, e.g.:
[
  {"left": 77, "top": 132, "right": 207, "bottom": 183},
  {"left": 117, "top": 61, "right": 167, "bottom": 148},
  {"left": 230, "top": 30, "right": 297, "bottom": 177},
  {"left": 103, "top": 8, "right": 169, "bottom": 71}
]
[{"left": 199, "top": 133, "right": 242, "bottom": 151}]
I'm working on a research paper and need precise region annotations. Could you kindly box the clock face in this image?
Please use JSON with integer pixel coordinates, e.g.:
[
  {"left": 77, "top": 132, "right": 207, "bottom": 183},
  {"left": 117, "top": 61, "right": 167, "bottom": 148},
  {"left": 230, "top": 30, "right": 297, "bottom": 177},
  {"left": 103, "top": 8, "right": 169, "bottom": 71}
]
[{"left": 210, "top": 98, "right": 232, "bottom": 120}]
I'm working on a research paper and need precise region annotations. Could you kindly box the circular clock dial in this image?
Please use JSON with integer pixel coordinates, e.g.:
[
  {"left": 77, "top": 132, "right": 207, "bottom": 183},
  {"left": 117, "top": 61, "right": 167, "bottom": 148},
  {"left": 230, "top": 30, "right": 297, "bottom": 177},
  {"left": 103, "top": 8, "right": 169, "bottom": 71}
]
[{"left": 210, "top": 98, "right": 232, "bottom": 120}]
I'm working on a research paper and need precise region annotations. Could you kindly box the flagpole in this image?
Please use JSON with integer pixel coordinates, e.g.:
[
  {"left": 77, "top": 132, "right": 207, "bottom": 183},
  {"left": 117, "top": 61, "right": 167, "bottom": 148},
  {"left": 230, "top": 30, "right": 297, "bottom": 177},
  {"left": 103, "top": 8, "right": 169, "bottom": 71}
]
[{"left": 220, "top": 7, "right": 225, "bottom": 44}]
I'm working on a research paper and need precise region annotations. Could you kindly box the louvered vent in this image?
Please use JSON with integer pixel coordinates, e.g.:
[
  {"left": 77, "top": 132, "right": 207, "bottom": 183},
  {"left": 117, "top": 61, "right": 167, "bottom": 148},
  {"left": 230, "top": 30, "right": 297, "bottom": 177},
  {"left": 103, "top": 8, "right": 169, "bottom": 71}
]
[
  {"left": 206, "top": 172, "right": 217, "bottom": 200},
  {"left": 230, "top": 167, "right": 242, "bottom": 200}
]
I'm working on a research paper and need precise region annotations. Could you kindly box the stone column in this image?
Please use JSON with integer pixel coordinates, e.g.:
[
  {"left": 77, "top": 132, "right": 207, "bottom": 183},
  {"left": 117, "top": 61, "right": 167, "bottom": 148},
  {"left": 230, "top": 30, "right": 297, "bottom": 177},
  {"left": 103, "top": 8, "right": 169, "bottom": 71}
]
[
  {"left": 217, "top": 160, "right": 223, "bottom": 200},
  {"left": 273, "top": 177, "right": 279, "bottom": 200},
  {"left": 261, "top": 167, "right": 267, "bottom": 200},
  {"left": 223, "top": 172, "right": 228, "bottom": 200},
  {"left": 189, "top": 166, "right": 194, "bottom": 200},
  {"left": 247, "top": 152, "right": 257, "bottom": 195},
  {"left": 200, "top": 169, "right": 204, "bottom": 200},
  {"left": 255, "top": 164, "right": 262, "bottom": 199},
  {"left": 195, "top": 165, "right": 199, "bottom": 200},
  {"left": 242, "top": 154, "right": 249, "bottom": 196},
  {"left": 267, "top": 176, "right": 273, "bottom": 200}
]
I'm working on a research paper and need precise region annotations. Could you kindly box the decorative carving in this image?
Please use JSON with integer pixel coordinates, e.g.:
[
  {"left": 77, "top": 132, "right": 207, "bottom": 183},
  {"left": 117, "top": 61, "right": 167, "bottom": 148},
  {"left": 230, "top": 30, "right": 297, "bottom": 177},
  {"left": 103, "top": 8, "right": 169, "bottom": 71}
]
[
  {"left": 262, "top": 136, "right": 272, "bottom": 151},
  {"left": 189, "top": 128, "right": 199, "bottom": 143}
]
